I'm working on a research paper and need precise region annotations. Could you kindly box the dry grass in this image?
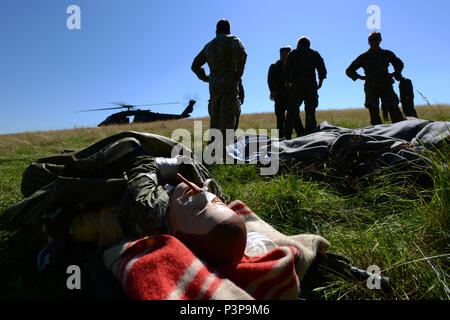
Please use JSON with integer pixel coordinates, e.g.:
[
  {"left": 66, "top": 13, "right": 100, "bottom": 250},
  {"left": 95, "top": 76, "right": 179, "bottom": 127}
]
[{"left": 1, "top": 105, "right": 448, "bottom": 158}]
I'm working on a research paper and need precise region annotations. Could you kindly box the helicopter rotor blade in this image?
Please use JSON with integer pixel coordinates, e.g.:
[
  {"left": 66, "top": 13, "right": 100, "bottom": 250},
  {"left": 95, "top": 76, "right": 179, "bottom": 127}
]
[
  {"left": 134, "top": 102, "right": 181, "bottom": 107},
  {"left": 109, "top": 101, "right": 127, "bottom": 106},
  {"left": 183, "top": 92, "right": 201, "bottom": 103},
  {"left": 74, "top": 101, "right": 184, "bottom": 113},
  {"left": 73, "top": 106, "right": 126, "bottom": 113}
]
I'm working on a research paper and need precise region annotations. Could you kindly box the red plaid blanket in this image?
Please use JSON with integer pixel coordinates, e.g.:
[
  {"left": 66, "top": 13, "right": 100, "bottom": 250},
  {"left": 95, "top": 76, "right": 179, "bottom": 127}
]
[{"left": 103, "top": 200, "right": 329, "bottom": 300}]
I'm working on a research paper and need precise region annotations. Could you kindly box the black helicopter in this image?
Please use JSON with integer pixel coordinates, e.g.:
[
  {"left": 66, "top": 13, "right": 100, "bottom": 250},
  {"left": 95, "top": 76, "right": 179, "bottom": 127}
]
[{"left": 75, "top": 100, "right": 196, "bottom": 126}]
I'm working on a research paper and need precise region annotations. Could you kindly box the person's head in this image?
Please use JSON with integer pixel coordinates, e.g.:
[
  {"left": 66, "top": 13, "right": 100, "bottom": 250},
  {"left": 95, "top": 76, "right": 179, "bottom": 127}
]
[
  {"left": 216, "top": 19, "right": 231, "bottom": 35},
  {"left": 167, "top": 180, "right": 247, "bottom": 266},
  {"left": 368, "top": 31, "right": 382, "bottom": 49},
  {"left": 394, "top": 73, "right": 404, "bottom": 81},
  {"left": 280, "top": 46, "right": 291, "bottom": 62},
  {"left": 297, "top": 36, "right": 311, "bottom": 49}
]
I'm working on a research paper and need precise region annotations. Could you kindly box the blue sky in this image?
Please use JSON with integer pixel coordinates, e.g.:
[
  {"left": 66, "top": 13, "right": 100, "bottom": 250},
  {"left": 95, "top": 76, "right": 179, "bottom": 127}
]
[{"left": 1, "top": 0, "right": 449, "bottom": 134}]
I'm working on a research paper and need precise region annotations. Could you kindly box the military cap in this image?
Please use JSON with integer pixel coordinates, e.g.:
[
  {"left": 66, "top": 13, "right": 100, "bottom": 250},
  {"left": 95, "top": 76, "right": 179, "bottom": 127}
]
[{"left": 280, "top": 46, "right": 291, "bottom": 53}]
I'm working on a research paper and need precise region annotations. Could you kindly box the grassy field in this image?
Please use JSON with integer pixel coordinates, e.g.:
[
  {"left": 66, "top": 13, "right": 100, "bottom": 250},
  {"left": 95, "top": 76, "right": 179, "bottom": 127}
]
[{"left": 0, "top": 105, "right": 449, "bottom": 300}]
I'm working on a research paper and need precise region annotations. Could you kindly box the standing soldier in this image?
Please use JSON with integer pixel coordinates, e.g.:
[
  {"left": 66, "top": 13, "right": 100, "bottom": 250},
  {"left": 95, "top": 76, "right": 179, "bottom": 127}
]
[
  {"left": 284, "top": 36, "right": 327, "bottom": 140},
  {"left": 268, "top": 46, "right": 302, "bottom": 139},
  {"left": 396, "top": 75, "right": 418, "bottom": 118},
  {"left": 191, "top": 19, "right": 247, "bottom": 146},
  {"left": 346, "top": 31, "right": 405, "bottom": 125}
]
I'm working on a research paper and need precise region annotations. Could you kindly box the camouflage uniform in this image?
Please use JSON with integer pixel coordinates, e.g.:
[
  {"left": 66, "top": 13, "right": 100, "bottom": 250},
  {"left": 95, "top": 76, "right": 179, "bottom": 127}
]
[
  {"left": 284, "top": 47, "right": 327, "bottom": 138},
  {"left": 118, "top": 156, "right": 169, "bottom": 237},
  {"left": 346, "top": 48, "right": 405, "bottom": 125},
  {"left": 119, "top": 154, "right": 211, "bottom": 238},
  {"left": 192, "top": 34, "right": 247, "bottom": 140},
  {"left": 399, "top": 77, "right": 417, "bottom": 117},
  {"left": 268, "top": 59, "right": 302, "bottom": 139}
]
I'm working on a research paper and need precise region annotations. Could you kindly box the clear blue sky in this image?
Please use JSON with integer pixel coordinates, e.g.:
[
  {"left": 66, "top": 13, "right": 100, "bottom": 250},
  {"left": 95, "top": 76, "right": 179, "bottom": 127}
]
[{"left": 1, "top": 0, "right": 449, "bottom": 134}]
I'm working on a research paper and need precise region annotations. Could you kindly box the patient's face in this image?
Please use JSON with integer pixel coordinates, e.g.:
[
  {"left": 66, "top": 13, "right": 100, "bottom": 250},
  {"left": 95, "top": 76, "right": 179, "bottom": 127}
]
[
  {"left": 168, "top": 182, "right": 237, "bottom": 235},
  {"left": 167, "top": 181, "right": 247, "bottom": 265}
]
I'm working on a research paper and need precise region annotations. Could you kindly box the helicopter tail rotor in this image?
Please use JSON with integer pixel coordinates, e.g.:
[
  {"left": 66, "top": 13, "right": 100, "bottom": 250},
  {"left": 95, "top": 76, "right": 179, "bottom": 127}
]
[{"left": 181, "top": 100, "right": 196, "bottom": 116}]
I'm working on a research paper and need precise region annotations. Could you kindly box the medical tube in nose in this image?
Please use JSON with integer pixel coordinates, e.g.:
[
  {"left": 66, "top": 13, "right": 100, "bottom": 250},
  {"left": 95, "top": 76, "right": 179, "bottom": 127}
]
[{"left": 175, "top": 173, "right": 201, "bottom": 194}]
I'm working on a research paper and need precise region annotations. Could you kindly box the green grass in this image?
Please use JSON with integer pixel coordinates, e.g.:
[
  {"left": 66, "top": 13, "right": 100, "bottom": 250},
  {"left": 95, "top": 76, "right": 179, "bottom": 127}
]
[
  {"left": 208, "top": 152, "right": 449, "bottom": 300},
  {"left": 1, "top": 105, "right": 449, "bottom": 300}
]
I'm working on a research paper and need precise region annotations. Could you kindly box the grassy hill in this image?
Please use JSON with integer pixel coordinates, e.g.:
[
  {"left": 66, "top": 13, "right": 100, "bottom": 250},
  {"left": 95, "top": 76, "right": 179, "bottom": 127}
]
[{"left": 0, "top": 105, "right": 449, "bottom": 300}]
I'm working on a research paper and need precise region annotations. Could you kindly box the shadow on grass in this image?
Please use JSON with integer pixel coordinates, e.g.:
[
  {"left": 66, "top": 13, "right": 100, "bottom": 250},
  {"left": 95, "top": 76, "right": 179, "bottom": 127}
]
[{"left": 0, "top": 213, "right": 113, "bottom": 300}]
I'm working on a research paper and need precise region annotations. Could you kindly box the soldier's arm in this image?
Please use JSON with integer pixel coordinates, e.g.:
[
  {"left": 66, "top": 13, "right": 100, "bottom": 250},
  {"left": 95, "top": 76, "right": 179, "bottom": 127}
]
[
  {"left": 191, "top": 49, "right": 209, "bottom": 82},
  {"left": 408, "top": 79, "right": 414, "bottom": 99},
  {"left": 345, "top": 56, "right": 363, "bottom": 81},
  {"left": 388, "top": 50, "right": 404, "bottom": 76},
  {"left": 402, "top": 79, "right": 414, "bottom": 100},
  {"left": 314, "top": 51, "right": 327, "bottom": 81},
  {"left": 267, "top": 64, "right": 277, "bottom": 92},
  {"left": 231, "top": 37, "right": 247, "bottom": 79}
]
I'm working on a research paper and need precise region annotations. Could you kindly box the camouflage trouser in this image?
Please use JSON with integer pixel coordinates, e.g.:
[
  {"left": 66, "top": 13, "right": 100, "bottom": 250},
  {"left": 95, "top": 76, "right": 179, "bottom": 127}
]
[
  {"left": 285, "top": 83, "right": 318, "bottom": 139},
  {"left": 274, "top": 93, "right": 302, "bottom": 139},
  {"left": 381, "top": 103, "right": 390, "bottom": 121},
  {"left": 364, "top": 83, "right": 404, "bottom": 125},
  {"left": 234, "top": 104, "right": 241, "bottom": 130},
  {"left": 208, "top": 89, "right": 240, "bottom": 143},
  {"left": 401, "top": 98, "right": 418, "bottom": 118}
]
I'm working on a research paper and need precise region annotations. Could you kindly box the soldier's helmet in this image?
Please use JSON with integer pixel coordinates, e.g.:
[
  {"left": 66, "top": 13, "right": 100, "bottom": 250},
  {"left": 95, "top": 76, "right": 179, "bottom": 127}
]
[
  {"left": 216, "top": 19, "right": 231, "bottom": 35},
  {"left": 368, "top": 31, "right": 382, "bottom": 42}
]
